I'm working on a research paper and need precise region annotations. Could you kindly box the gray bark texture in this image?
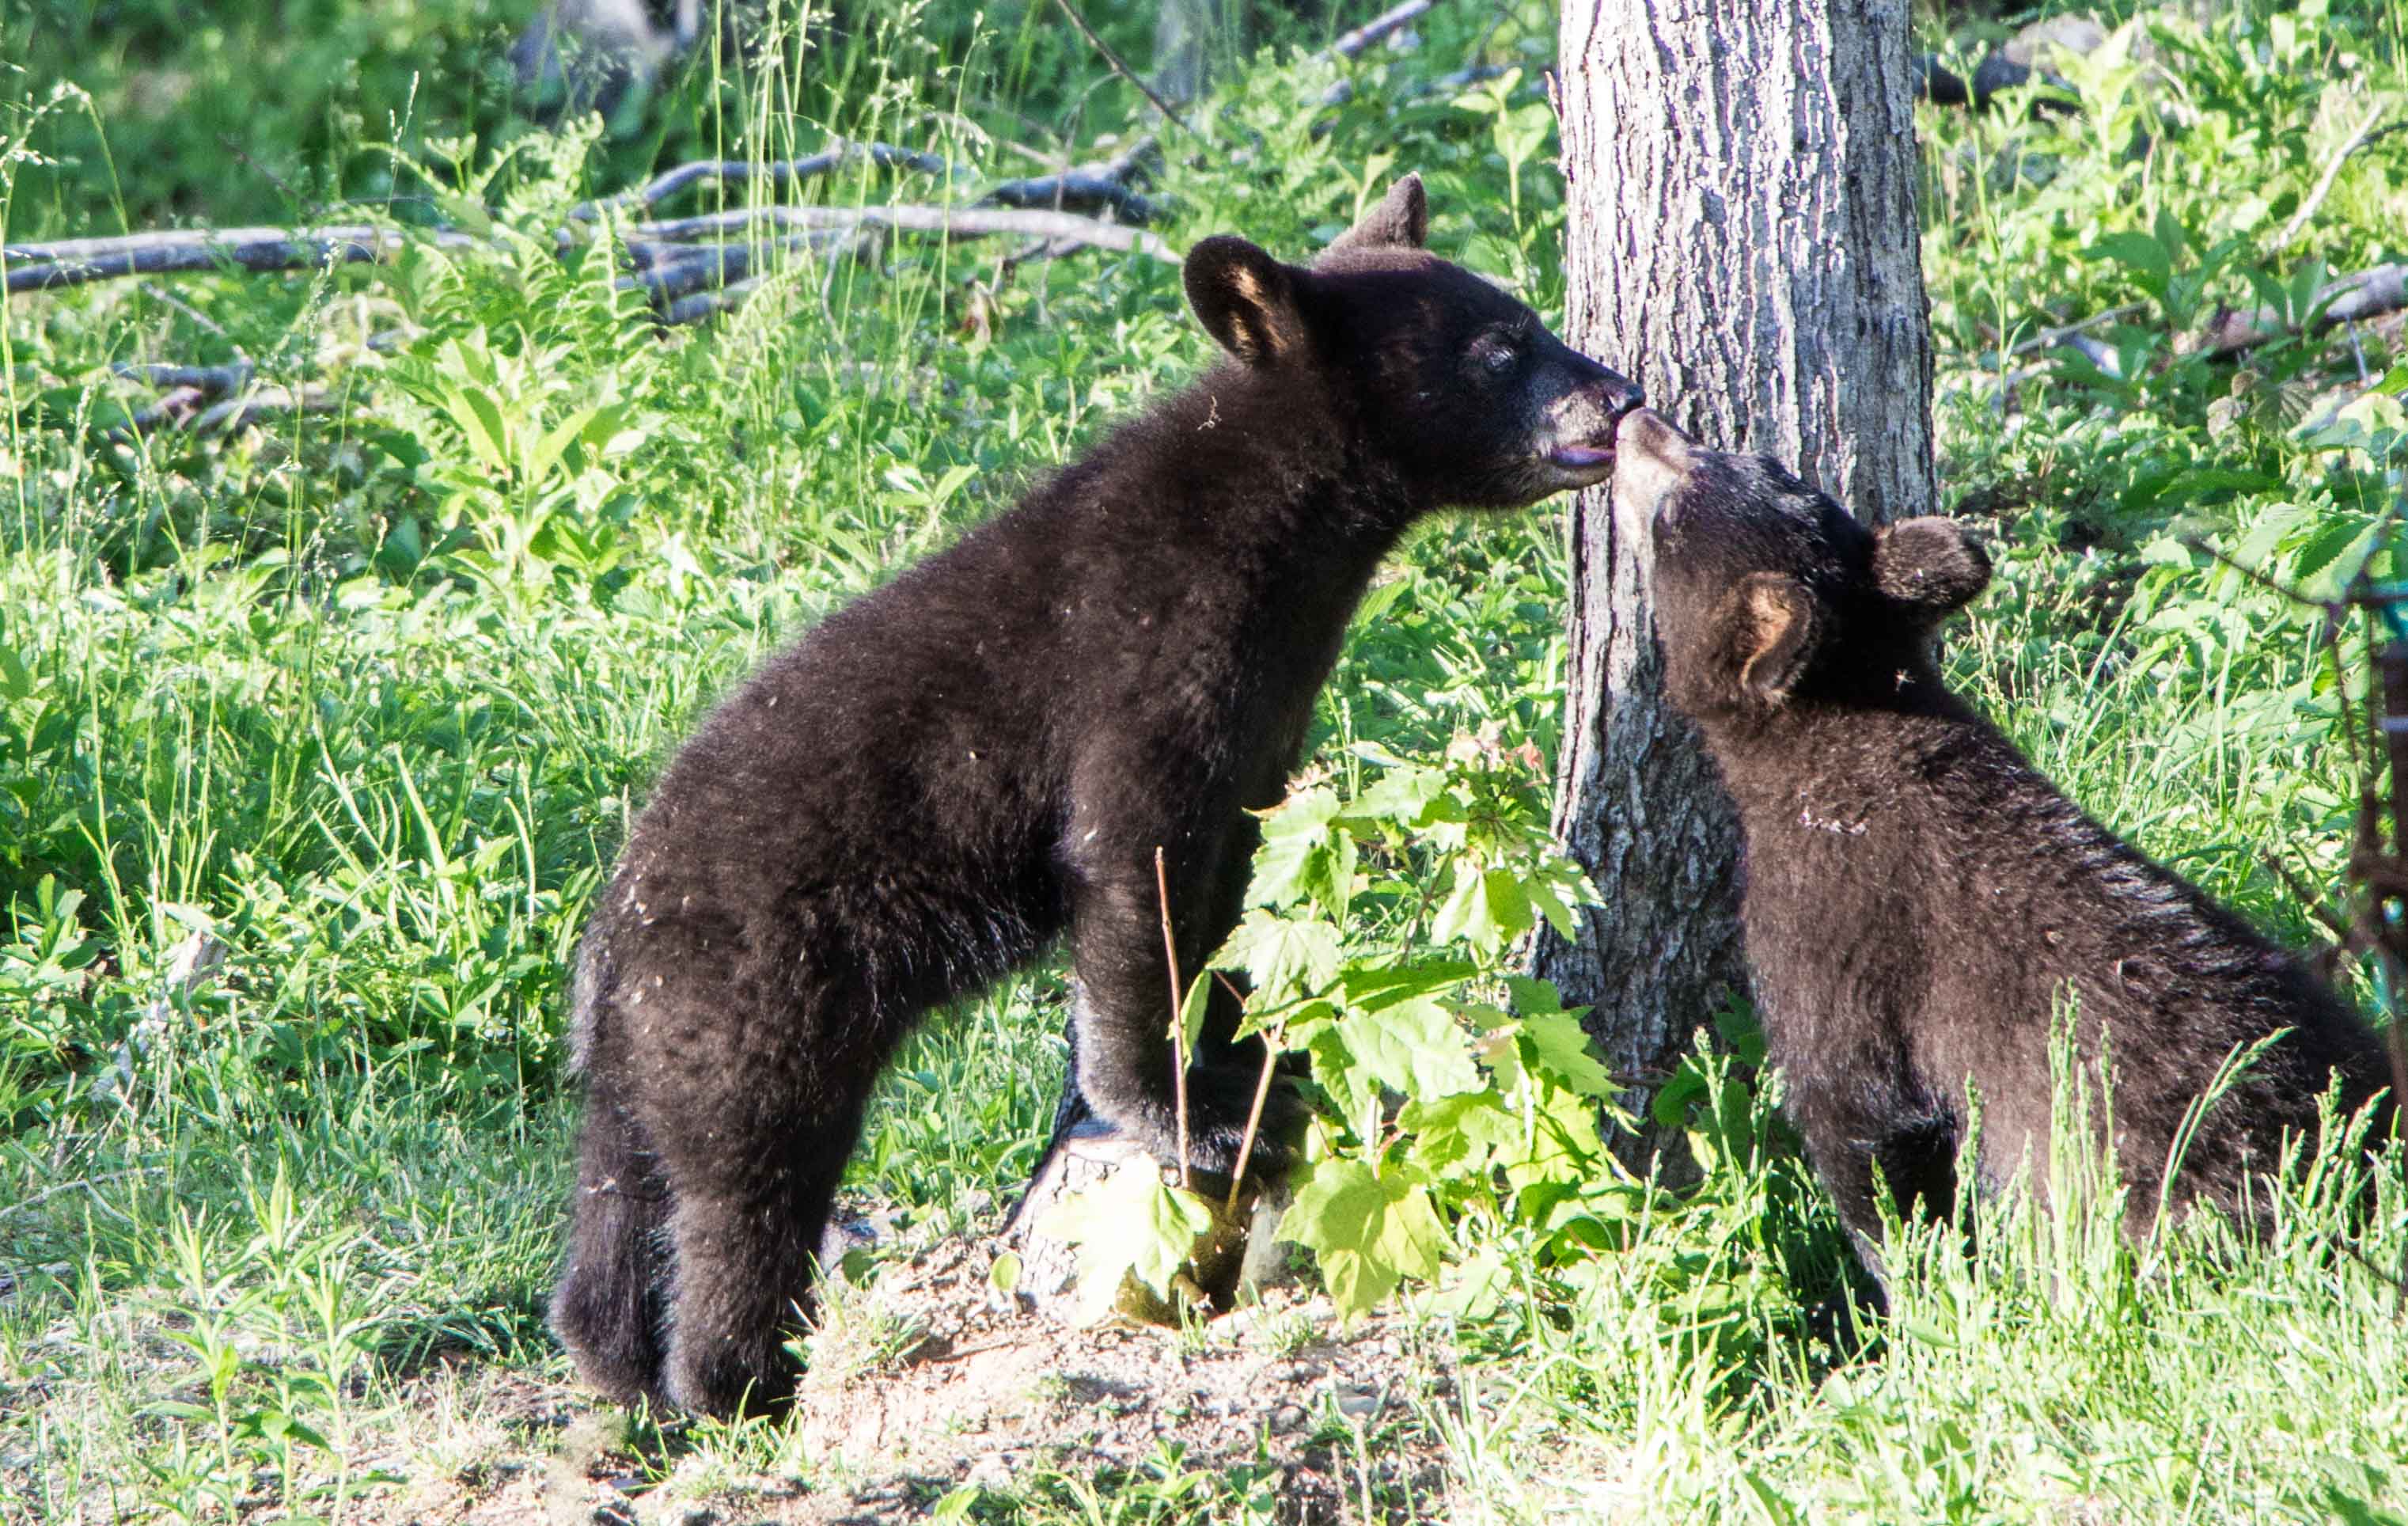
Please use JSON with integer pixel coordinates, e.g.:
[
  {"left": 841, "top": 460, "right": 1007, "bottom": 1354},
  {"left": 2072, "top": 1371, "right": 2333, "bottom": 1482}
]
[{"left": 1534, "top": 0, "right": 1936, "bottom": 1126}]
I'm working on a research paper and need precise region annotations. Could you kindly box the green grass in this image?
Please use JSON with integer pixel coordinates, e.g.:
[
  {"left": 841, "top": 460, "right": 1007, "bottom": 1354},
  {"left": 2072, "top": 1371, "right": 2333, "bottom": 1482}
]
[{"left": 4, "top": 0, "right": 2406, "bottom": 1520}]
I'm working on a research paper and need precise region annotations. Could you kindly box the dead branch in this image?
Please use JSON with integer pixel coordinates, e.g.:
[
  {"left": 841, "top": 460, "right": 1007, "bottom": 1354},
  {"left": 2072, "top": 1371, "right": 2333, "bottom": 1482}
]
[
  {"left": 1995, "top": 262, "right": 2408, "bottom": 385},
  {"left": 3, "top": 226, "right": 482, "bottom": 294},
  {"left": 583, "top": 142, "right": 1162, "bottom": 223},
  {"left": 619, "top": 233, "right": 870, "bottom": 306},
  {"left": 112, "top": 359, "right": 255, "bottom": 394},
  {"left": 983, "top": 169, "right": 1161, "bottom": 223},
  {"left": 628, "top": 204, "right": 1174, "bottom": 261},
  {"left": 569, "top": 144, "right": 953, "bottom": 220},
  {"left": 2194, "top": 263, "right": 2408, "bottom": 358},
  {"left": 1327, "top": 0, "right": 1436, "bottom": 61},
  {"left": 144, "top": 385, "right": 349, "bottom": 436},
  {"left": 662, "top": 275, "right": 765, "bottom": 327},
  {"left": 12, "top": 174, "right": 1166, "bottom": 314}
]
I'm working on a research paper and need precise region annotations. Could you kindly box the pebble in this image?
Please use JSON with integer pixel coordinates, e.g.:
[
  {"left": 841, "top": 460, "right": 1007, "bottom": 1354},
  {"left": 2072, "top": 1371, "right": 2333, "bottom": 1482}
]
[{"left": 1268, "top": 1403, "right": 1309, "bottom": 1435}]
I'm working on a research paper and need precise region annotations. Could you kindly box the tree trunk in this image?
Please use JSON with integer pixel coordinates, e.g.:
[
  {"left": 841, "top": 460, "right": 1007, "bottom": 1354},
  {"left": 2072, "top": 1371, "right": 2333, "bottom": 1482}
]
[{"left": 1535, "top": 0, "right": 1936, "bottom": 1137}]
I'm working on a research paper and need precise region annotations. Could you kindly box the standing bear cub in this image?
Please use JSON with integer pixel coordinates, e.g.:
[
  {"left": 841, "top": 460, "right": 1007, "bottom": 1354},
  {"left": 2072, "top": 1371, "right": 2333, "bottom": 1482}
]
[
  {"left": 1619, "top": 408, "right": 2395, "bottom": 1277},
  {"left": 552, "top": 177, "right": 1644, "bottom": 1416}
]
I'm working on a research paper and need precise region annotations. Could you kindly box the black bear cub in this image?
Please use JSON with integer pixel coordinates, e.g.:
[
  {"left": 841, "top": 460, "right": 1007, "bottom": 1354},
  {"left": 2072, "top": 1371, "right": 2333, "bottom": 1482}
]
[
  {"left": 1619, "top": 408, "right": 2395, "bottom": 1277},
  {"left": 553, "top": 177, "right": 1644, "bottom": 1416}
]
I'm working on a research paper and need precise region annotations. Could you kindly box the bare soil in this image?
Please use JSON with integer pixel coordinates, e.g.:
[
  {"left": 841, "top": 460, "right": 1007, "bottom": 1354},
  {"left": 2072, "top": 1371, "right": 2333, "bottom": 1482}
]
[{"left": 366, "top": 1228, "right": 1458, "bottom": 1525}]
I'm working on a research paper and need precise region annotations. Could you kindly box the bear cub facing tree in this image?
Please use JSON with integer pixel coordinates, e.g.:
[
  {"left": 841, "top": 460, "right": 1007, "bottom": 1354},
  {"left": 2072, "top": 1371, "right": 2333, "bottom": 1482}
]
[
  {"left": 552, "top": 177, "right": 1644, "bottom": 1417},
  {"left": 1620, "top": 408, "right": 2396, "bottom": 1278}
]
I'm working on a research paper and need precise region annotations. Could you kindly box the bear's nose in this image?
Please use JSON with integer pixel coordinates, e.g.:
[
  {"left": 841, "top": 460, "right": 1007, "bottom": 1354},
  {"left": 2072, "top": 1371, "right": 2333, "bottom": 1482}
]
[
  {"left": 1599, "top": 370, "right": 1644, "bottom": 421},
  {"left": 1564, "top": 348, "right": 1642, "bottom": 420}
]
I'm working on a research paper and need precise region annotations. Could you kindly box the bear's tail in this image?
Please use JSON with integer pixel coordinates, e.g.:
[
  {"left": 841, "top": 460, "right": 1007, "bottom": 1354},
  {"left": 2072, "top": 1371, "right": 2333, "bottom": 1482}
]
[{"left": 550, "top": 934, "right": 671, "bottom": 1404}]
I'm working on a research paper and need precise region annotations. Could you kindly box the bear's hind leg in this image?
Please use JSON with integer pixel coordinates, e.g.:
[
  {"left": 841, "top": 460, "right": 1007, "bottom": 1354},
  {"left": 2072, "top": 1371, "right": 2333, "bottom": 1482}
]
[
  {"left": 643, "top": 959, "right": 890, "bottom": 1418},
  {"left": 657, "top": 1099, "right": 867, "bottom": 1417}
]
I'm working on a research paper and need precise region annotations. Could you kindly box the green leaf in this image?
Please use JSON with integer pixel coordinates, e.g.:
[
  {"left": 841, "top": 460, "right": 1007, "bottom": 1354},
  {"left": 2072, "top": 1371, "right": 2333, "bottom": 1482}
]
[
  {"left": 1341, "top": 957, "right": 1475, "bottom": 1011},
  {"left": 1334, "top": 993, "right": 1483, "bottom": 1102},
  {"left": 988, "top": 1251, "right": 1022, "bottom": 1296},
  {"left": 1416, "top": 1247, "right": 1508, "bottom": 1320},
  {"left": 2085, "top": 231, "right": 2171, "bottom": 298},
  {"left": 1346, "top": 763, "right": 1448, "bottom": 828},
  {"left": 1519, "top": 1008, "right": 1617, "bottom": 1099},
  {"left": 442, "top": 384, "right": 513, "bottom": 476},
  {"left": 1212, "top": 908, "right": 1341, "bottom": 1005},
  {"left": 1277, "top": 1160, "right": 1446, "bottom": 1320},
  {"left": 1175, "top": 970, "right": 1212, "bottom": 1055},
  {"left": 1037, "top": 1158, "right": 1215, "bottom": 1323},
  {"left": 425, "top": 188, "right": 497, "bottom": 237},
  {"left": 1432, "top": 866, "right": 1533, "bottom": 955},
  {"left": 524, "top": 403, "right": 598, "bottom": 486},
  {"left": 1250, "top": 786, "right": 1354, "bottom": 917},
  {"left": 1399, "top": 1088, "right": 1518, "bottom": 1175}
]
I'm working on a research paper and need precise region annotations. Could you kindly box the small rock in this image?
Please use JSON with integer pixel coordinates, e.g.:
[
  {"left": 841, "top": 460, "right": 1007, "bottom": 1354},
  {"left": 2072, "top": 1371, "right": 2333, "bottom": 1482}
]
[
  {"left": 965, "top": 1452, "right": 1011, "bottom": 1490},
  {"left": 1268, "top": 1403, "right": 1309, "bottom": 1435},
  {"left": 1336, "top": 1387, "right": 1382, "bottom": 1419}
]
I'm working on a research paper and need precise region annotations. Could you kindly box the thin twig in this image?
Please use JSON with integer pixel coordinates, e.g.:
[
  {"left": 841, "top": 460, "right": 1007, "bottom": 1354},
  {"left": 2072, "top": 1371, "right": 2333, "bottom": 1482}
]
[
  {"left": 1155, "top": 847, "right": 1193, "bottom": 1192},
  {"left": 1227, "top": 1017, "right": 1283, "bottom": 1217},
  {"left": 2004, "top": 302, "right": 2148, "bottom": 359},
  {"left": 2320, "top": 1229, "right": 2408, "bottom": 1296},
  {"left": 2278, "top": 108, "right": 2397, "bottom": 251},
  {"left": 1049, "top": 0, "right": 1193, "bottom": 136},
  {"left": 140, "top": 285, "right": 237, "bottom": 344},
  {"left": 2180, "top": 534, "right": 2328, "bottom": 606},
  {"left": 2261, "top": 850, "right": 2352, "bottom": 942},
  {"left": 0, "top": 1167, "right": 163, "bottom": 1224}
]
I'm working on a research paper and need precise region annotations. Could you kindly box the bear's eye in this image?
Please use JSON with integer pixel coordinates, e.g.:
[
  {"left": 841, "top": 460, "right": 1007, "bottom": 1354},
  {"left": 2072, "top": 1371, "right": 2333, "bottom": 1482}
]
[{"left": 1481, "top": 341, "right": 1517, "bottom": 374}]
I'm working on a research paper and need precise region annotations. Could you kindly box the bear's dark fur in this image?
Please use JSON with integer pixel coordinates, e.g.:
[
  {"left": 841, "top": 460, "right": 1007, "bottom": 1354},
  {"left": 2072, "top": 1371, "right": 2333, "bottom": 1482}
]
[
  {"left": 1619, "top": 407, "right": 2395, "bottom": 1277},
  {"left": 552, "top": 177, "right": 1644, "bottom": 1416}
]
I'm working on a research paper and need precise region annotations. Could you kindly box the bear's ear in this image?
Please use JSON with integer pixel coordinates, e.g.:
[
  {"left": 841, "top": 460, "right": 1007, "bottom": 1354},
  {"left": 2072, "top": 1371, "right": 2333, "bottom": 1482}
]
[
  {"left": 1325, "top": 173, "right": 1429, "bottom": 255},
  {"left": 1717, "top": 572, "right": 1819, "bottom": 706},
  {"left": 1872, "top": 518, "right": 1991, "bottom": 615},
  {"left": 1185, "top": 236, "right": 1314, "bottom": 366}
]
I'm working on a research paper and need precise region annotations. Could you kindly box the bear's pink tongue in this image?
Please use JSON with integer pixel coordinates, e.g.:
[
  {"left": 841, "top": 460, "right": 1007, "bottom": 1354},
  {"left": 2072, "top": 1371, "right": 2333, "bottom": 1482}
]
[{"left": 1549, "top": 443, "right": 1614, "bottom": 469}]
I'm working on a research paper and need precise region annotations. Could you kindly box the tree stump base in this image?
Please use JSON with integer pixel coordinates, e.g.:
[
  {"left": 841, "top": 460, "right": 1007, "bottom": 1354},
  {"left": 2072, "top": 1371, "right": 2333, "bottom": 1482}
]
[{"left": 1001, "top": 1121, "right": 1296, "bottom": 1325}]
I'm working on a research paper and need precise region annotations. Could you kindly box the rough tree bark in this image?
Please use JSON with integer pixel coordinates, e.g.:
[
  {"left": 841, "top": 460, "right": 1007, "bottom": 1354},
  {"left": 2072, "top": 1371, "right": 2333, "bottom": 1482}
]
[{"left": 1535, "top": 0, "right": 1936, "bottom": 1136}]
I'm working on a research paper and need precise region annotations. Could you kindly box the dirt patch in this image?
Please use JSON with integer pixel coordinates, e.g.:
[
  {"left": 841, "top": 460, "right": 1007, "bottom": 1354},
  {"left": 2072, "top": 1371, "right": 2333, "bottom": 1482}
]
[{"left": 367, "top": 1229, "right": 1456, "bottom": 1525}]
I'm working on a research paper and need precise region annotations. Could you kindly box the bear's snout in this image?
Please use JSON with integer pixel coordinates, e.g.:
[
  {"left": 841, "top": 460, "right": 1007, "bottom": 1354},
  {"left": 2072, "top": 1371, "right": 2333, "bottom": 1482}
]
[{"left": 1610, "top": 408, "right": 1697, "bottom": 520}]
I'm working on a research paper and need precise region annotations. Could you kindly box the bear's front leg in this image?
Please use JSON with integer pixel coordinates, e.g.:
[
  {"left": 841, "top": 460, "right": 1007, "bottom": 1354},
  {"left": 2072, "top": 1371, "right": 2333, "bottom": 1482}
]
[{"left": 1061, "top": 858, "right": 1303, "bottom": 1180}]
